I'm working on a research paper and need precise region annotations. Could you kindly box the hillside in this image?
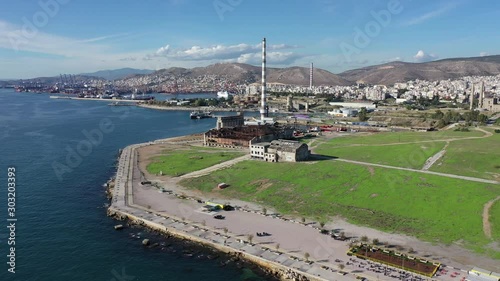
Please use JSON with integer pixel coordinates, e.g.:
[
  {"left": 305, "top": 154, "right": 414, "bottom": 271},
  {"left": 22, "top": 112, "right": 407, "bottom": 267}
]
[
  {"left": 136, "top": 63, "right": 352, "bottom": 86},
  {"left": 81, "top": 68, "right": 154, "bottom": 80},
  {"left": 339, "top": 55, "right": 500, "bottom": 85}
]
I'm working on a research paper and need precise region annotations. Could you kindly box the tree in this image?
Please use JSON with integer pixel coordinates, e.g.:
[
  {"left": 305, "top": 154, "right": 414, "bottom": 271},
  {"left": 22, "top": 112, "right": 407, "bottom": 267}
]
[
  {"left": 358, "top": 107, "right": 368, "bottom": 121},
  {"left": 435, "top": 119, "right": 447, "bottom": 128},
  {"left": 432, "top": 110, "right": 444, "bottom": 119},
  {"left": 372, "top": 238, "right": 379, "bottom": 245},
  {"left": 304, "top": 252, "right": 310, "bottom": 261},
  {"left": 223, "top": 227, "right": 228, "bottom": 234},
  {"left": 338, "top": 263, "right": 345, "bottom": 271},
  {"left": 262, "top": 207, "right": 267, "bottom": 215},
  {"left": 361, "top": 235, "right": 368, "bottom": 242},
  {"left": 275, "top": 243, "right": 280, "bottom": 251},
  {"left": 301, "top": 217, "right": 306, "bottom": 224},
  {"left": 478, "top": 114, "right": 488, "bottom": 124},
  {"left": 319, "top": 221, "right": 325, "bottom": 229}
]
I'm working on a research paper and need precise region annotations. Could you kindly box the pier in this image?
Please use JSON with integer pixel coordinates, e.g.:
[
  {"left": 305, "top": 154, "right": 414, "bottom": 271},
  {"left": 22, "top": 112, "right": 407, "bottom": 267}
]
[{"left": 49, "top": 96, "right": 140, "bottom": 103}]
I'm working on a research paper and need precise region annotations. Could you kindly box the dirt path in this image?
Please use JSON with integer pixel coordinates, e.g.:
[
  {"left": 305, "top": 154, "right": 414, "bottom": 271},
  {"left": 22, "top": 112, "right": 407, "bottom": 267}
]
[
  {"left": 336, "top": 158, "right": 499, "bottom": 184},
  {"left": 422, "top": 141, "right": 449, "bottom": 170},
  {"left": 322, "top": 128, "right": 493, "bottom": 149},
  {"left": 483, "top": 196, "right": 500, "bottom": 239}
]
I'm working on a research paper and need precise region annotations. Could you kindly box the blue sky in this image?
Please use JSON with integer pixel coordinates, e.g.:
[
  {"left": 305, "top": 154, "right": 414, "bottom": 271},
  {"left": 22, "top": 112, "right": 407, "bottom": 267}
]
[{"left": 0, "top": 0, "right": 499, "bottom": 79}]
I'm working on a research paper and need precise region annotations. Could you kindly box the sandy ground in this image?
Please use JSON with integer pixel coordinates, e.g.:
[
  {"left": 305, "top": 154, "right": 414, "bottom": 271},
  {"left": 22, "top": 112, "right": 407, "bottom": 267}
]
[{"left": 135, "top": 139, "right": 500, "bottom": 273}]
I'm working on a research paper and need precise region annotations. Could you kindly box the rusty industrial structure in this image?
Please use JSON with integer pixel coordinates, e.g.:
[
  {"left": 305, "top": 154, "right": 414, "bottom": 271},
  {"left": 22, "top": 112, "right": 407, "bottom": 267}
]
[{"left": 203, "top": 124, "right": 293, "bottom": 149}]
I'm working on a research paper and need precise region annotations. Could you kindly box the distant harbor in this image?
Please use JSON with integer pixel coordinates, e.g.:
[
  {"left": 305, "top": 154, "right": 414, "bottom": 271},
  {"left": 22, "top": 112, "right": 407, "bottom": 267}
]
[{"left": 49, "top": 96, "right": 139, "bottom": 102}]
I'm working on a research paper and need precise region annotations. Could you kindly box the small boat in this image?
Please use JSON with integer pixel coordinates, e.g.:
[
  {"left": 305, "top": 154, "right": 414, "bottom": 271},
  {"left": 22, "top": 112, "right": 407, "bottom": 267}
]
[{"left": 190, "top": 110, "right": 212, "bottom": 119}]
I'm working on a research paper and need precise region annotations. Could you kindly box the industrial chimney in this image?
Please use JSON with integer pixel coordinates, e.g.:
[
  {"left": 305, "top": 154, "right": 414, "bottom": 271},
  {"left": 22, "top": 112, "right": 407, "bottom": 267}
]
[
  {"left": 260, "top": 37, "right": 267, "bottom": 120},
  {"left": 470, "top": 83, "right": 475, "bottom": 111},
  {"left": 309, "top": 62, "right": 313, "bottom": 90}
]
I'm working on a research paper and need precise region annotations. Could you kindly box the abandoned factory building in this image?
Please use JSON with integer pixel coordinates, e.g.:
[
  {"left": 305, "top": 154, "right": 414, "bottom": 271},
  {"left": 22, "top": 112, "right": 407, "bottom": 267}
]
[
  {"left": 250, "top": 139, "right": 310, "bottom": 162},
  {"left": 204, "top": 124, "right": 294, "bottom": 148}
]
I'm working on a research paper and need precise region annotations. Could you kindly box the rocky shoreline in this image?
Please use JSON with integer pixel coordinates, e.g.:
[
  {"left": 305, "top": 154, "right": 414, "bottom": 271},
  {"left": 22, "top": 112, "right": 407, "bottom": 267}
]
[
  {"left": 107, "top": 211, "right": 282, "bottom": 280},
  {"left": 107, "top": 205, "right": 312, "bottom": 281},
  {"left": 105, "top": 141, "right": 319, "bottom": 281}
]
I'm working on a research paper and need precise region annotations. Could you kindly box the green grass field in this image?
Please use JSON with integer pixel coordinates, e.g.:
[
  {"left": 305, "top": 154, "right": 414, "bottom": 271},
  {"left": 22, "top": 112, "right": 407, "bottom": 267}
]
[
  {"left": 491, "top": 200, "right": 500, "bottom": 241},
  {"left": 180, "top": 159, "right": 500, "bottom": 258},
  {"left": 324, "top": 130, "right": 486, "bottom": 147},
  {"left": 431, "top": 132, "right": 500, "bottom": 180},
  {"left": 146, "top": 146, "right": 245, "bottom": 176},
  {"left": 314, "top": 142, "right": 446, "bottom": 169}
]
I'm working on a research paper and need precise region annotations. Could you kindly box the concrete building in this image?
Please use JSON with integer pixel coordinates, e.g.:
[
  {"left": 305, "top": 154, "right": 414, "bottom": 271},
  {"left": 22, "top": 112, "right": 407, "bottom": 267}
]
[
  {"left": 327, "top": 108, "right": 359, "bottom": 117},
  {"left": 482, "top": 97, "right": 500, "bottom": 112},
  {"left": 329, "top": 102, "right": 377, "bottom": 110},
  {"left": 216, "top": 113, "right": 245, "bottom": 129},
  {"left": 250, "top": 139, "right": 310, "bottom": 162}
]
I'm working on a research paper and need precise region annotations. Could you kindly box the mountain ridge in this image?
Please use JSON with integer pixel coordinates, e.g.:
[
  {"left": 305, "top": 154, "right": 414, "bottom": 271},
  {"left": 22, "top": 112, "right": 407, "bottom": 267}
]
[
  {"left": 4, "top": 54, "right": 500, "bottom": 87},
  {"left": 80, "top": 68, "right": 155, "bottom": 80},
  {"left": 338, "top": 55, "right": 500, "bottom": 85}
]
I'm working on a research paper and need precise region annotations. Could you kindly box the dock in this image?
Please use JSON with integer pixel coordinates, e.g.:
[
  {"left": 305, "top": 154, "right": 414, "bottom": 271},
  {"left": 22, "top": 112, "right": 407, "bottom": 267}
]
[{"left": 49, "top": 96, "right": 139, "bottom": 103}]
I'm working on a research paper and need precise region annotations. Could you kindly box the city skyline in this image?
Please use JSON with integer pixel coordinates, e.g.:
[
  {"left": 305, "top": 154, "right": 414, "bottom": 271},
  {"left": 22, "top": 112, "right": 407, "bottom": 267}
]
[{"left": 1, "top": 0, "right": 499, "bottom": 79}]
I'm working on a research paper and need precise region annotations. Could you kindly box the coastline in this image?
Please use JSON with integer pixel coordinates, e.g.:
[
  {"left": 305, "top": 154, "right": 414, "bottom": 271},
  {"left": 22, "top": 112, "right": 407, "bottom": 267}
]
[
  {"left": 107, "top": 136, "right": 327, "bottom": 281},
  {"left": 107, "top": 134, "right": 499, "bottom": 281},
  {"left": 136, "top": 103, "right": 260, "bottom": 112}
]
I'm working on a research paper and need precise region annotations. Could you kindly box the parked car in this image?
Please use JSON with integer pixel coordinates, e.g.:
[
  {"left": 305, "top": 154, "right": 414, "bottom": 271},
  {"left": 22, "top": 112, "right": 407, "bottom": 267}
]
[{"left": 213, "top": 215, "right": 225, "bottom": 220}]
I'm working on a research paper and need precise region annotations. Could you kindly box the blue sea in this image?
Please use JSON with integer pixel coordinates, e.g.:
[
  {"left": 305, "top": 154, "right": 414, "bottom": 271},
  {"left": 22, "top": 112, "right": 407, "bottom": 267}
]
[{"left": 0, "top": 89, "right": 272, "bottom": 281}]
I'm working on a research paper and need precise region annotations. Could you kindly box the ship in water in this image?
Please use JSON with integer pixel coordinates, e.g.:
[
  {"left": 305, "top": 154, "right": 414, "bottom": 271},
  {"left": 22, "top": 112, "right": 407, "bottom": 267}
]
[
  {"left": 216, "top": 91, "right": 233, "bottom": 99},
  {"left": 190, "top": 110, "right": 212, "bottom": 119}
]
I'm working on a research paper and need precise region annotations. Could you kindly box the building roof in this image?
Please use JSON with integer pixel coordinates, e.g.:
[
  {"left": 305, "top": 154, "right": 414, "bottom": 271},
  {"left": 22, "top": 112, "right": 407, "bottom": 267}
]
[{"left": 269, "top": 139, "right": 306, "bottom": 152}]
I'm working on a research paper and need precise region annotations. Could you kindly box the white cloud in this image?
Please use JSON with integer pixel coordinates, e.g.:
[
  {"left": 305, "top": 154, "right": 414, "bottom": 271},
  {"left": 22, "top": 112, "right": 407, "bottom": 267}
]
[
  {"left": 77, "top": 33, "right": 130, "bottom": 43},
  {"left": 156, "top": 44, "right": 171, "bottom": 56},
  {"left": 0, "top": 18, "right": 305, "bottom": 77},
  {"left": 150, "top": 42, "right": 299, "bottom": 61},
  {"left": 413, "top": 50, "right": 438, "bottom": 63},
  {"left": 404, "top": 4, "right": 456, "bottom": 26},
  {"left": 480, "top": 52, "right": 489, "bottom": 57},
  {"left": 0, "top": 19, "right": 112, "bottom": 58},
  {"left": 235, "top": 51, "right": 300, "bottom": 65}
]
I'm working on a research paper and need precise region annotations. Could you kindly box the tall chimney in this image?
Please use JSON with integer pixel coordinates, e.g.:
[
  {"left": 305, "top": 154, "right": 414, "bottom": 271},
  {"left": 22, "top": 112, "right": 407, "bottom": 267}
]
[
  {"left": 479, "top": 81, "right": 485, "bottom": 109},
  {"left": 309, "top": 62, "right": 313, "bottom": 90},
  {"left": 260, "top": 37, "right": 267, "bottom": 120},
  {"left": 470, "top": 83, "right": 475, "bottom": 110}
]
